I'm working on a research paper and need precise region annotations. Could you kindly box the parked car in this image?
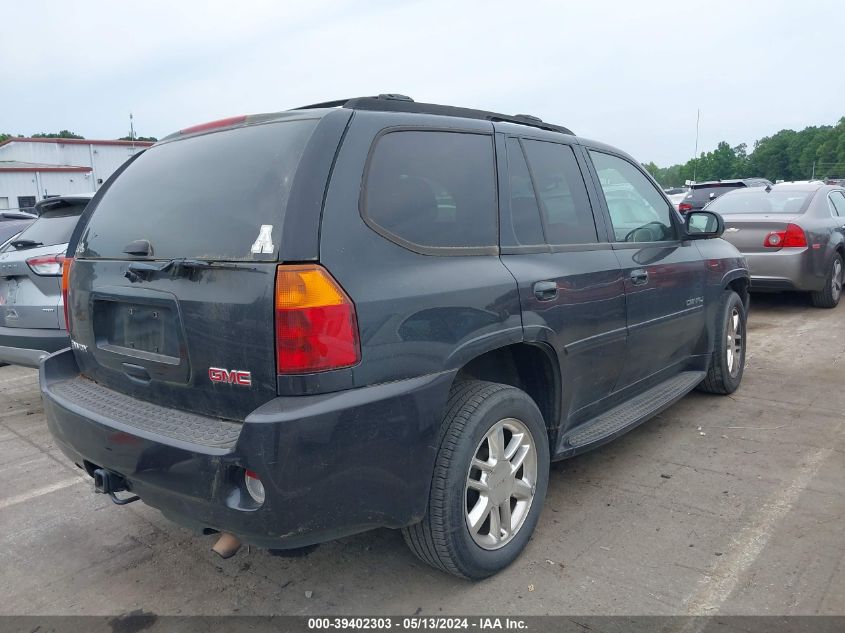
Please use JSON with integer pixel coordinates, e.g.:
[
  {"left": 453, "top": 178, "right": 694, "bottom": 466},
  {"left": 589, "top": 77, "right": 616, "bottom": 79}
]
[
  {"left": 678, "top": 178, "right": 772, "bottom": 213},
  {"left": 0, "top": 210, "right": 37, "bottom": 247},
  {"left": 40, "top": 95, "right": 749, "bottom": 579},
  {"left": 0, "top": 193, "right": 93, "bottom": 367},
  {"left": 707, "top": 182, "right": 845, "bottom": 307},
  {"left": 664, "top": 187, "right": 689, "bottom": 210}
]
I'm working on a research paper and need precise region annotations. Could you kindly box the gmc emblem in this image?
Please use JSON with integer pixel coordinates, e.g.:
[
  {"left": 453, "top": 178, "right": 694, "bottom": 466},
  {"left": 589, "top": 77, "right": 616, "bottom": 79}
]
[{"left": 208, "top": 367, "right": 252, "bottom": 386}]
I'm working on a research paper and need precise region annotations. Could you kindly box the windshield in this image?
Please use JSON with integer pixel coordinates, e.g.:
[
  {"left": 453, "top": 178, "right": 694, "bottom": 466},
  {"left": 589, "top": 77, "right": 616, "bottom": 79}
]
[
  {"left": 709, "top": 189, "right": 813, "bottom": 214},
  {"left": 8, "top": 203, "right": 87, "bottom": 250},
  {"left": 79, "top": 118, "right": 318, "bottom": 261}
]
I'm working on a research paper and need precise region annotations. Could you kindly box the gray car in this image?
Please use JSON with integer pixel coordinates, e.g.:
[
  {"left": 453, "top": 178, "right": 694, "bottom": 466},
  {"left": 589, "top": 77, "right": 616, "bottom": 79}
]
[
  {"left": 0, "top": 193, "right": 93, "bottom": 366},
  {"left": 708, "top": 183, "right": 845, "bottom": 307}
]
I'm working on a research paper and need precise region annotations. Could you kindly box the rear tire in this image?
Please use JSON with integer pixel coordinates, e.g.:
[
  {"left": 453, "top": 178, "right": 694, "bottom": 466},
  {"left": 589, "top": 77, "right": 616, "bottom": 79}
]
[
  {"left": 699, "top": 290, "right": 746, "bottom": 395},
  {"left": 402, "top": 380, "right": 550, "bottom": 579},
  {"left": 810, "top": 254, "right": 843, "bottom": 309}
]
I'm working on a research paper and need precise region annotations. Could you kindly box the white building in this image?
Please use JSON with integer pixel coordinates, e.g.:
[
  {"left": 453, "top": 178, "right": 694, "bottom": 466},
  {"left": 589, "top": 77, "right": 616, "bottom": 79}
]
[{"left": 0, "top": 137, "right": 153, "bottom": 211}]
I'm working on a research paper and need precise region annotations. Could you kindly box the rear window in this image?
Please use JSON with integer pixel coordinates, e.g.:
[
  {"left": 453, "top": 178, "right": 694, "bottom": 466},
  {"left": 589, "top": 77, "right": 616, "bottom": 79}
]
[
  {"left": 79, "top": 119, "right": 318, "bottom": 261},
  {"left": 363, "top": 130, "right": 496, "bottom": 252},
  {"left": 709, "top": 189, "right": 813, "bottom": 214},
  {"left": 9, "top": 202, "right": 87, "bottom": 250},
  {"left": 686, "top": 185, "right": 742, "bottom": 204}
]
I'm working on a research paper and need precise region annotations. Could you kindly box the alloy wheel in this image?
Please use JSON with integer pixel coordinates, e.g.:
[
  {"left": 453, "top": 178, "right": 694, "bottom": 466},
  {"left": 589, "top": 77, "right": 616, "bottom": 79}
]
[
  {"left": 726, "top": 307, "right": 743, "bottom": 377},
  {"left": 832, "top": 258, "right": 842, "bottom": 301},
  {"left": 465, "top": 417, "right": 537, "bottom": 550}
]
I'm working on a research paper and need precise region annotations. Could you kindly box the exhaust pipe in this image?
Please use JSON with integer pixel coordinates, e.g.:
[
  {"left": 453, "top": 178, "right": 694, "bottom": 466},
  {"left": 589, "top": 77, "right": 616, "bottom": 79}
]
[{"left": 212, "top": 532, "right": 242, "bottom": 559}]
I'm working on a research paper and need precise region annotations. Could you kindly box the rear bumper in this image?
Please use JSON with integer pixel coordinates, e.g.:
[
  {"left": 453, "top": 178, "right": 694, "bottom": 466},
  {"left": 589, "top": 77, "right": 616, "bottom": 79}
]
[
  {"left": 40, "top": 348, "right": 454, "bottom": 548},
  {"left": 0, "top": 325, "right": 69, "bottom": 368},
  {"left": 743, "top": 248, "right": 823, "bottom": 292}
]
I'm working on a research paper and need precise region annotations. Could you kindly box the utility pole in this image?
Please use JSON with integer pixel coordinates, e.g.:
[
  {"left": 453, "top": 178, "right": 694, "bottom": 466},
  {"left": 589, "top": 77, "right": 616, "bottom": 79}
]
[
  {"left": 692, "top": 108, "right": 700, "bottom": 183},
  {"left": 811, "top": 161, "right": 816, "bottom": 180},
  {"left": 129, "top": 112, "right": 136, "bottom": 151}
]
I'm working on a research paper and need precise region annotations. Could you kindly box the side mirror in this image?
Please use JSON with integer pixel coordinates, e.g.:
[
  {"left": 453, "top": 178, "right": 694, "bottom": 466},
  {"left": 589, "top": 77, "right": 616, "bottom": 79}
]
[{"left": 685, "top": 210, "right": 724, "bottom": 239}]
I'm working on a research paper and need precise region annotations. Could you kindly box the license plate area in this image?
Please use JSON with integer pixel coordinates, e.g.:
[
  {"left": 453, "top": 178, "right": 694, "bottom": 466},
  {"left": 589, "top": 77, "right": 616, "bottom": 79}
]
[{"left": 94, "top": 300, "right": 179, "bottom": 363}]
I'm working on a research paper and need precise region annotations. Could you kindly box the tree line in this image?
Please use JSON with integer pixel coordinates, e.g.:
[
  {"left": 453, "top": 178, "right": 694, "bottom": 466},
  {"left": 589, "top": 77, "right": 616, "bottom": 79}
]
[
  {"left": 644, "top": 116, "right": 845, "bottom": 187},
  {"left": 0, "top": 130, "right": 157, "bottom": 143}
]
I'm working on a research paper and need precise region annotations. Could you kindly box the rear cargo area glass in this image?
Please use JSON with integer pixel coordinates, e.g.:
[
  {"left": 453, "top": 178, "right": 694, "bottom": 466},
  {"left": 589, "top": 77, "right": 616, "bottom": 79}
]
[
  {"left": 709, "top": 190, "right": 813, "bottom": 214},
  {"left": 79, "top": 119, "right": 318, "bottom": 261},
  {"left": 10, "top": 203, "right": 87, "bottom": 250}
]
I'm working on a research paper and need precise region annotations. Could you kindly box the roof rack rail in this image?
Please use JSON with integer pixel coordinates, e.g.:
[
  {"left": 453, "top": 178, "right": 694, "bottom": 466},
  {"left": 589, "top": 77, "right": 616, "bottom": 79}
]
[
  {"left": 292, "top": 98, "right": 353, "bottom": 110},
  {"left": 293, "top": 95, "right": 574, "bottom": 135}
]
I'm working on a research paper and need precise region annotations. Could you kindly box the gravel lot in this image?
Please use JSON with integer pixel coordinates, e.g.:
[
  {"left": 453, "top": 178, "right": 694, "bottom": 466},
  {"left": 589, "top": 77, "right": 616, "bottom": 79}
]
[{"left": 0, "top": 293, "right": 842, "bottom": 616}]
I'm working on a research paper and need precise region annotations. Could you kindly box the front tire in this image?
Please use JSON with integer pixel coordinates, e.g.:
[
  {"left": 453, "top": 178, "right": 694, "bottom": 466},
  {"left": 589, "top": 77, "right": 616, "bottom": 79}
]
[
  {"left": 402, "top": 380, "right": 550, "bottom": 579},
  {"left": 699, "top": 290, "right": 746, "bottom": 395},
  {"left": 810, "top": 254, "right": 843, "bottom": 309}
]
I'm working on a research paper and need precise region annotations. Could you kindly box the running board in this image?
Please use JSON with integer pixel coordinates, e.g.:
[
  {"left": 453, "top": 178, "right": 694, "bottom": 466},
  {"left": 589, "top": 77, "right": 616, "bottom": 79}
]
[{"left": 556, "top": 371, "right": 705, "bottom": 458}]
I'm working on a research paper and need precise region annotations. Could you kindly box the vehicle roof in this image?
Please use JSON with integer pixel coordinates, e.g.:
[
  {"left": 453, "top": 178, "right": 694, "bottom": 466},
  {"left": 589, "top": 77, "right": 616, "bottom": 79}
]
[
  {"left": 161, "top": 94, "right": 577, "bottom": 144},
  {"left": 692, "top": 179, "right": 748, "bottom": 187},
  {"left": 34, "top": 193, "right": 95, "bottom": 211},
  {"left": 770, "top": 182, "right": 831, "bottom": 192},
  {"left": 0, "top": 210, "right": 37, "bottom": 220},
  {"left": 715, "top": 182, "right": 840, "bottom": 197}
]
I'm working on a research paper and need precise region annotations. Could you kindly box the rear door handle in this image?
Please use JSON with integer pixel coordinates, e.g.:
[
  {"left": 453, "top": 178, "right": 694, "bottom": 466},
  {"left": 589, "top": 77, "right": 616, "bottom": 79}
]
[
  {"left": 533, "top": 280, "right": 558, "bottom": 301},
  {"left": 630, "top": 269, "right": 649, "bottom": 286}
]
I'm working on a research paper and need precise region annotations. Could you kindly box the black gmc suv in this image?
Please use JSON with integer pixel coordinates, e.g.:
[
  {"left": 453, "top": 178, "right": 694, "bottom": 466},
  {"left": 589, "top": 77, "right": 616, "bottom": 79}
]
[{"left": 41, "top": 95, "right": 749, "bottom": 579}]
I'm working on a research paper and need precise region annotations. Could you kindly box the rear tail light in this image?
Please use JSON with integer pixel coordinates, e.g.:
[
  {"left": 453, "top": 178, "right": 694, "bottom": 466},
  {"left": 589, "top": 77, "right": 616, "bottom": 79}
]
[
  {"left": 764, "top": 223, "right": 807, "bottom": 248},
  {"left": 678, "top": 202, "right": 693, "bottom": 213},
  {"left": 26, "top": 253, "right": 66, "bottom": 276},
  {"left": 61, "top": 257, "right": 74, "bottom": 332},
  {"left": 274, "top": 264, "right": 360, "bottom": 374},
  {"left": 243, "top": 470, "right": 265, "bottom": 505}
]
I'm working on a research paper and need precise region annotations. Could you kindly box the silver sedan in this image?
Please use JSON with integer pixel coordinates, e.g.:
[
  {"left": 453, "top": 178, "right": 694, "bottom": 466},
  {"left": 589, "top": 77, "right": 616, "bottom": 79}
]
[{"left": 707, "top": 182, "right": 845, "bottom": 308}]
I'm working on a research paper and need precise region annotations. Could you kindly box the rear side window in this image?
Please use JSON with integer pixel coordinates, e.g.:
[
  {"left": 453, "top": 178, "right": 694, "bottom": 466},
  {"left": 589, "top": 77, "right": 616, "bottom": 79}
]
[
  {"left": 79, "top": 119, "right": 318, "bottom": 261},
  {"left": 829, "top": 191, "right": 845, "bottom": 216},
  {"left": 363, "top": 130, "right": 496, "bottom": 252},
  {"left": 521, "top": 140, "right": 597, "bottom": 245},
  {"left": 505, "top": 138, "right": 544, "bottom": 246},
  {"left": 10, "top": 202, "right": 87, "bottom": 250}
]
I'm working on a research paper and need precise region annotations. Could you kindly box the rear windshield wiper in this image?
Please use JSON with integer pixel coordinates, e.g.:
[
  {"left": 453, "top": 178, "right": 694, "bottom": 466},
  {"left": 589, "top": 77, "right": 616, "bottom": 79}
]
[
  {"left": 124, "top": 258, "right": 257, "bottom": 282},
  {"left": 10, "top": 239, "right": 43, "bottom": 249},
  {"left": 171, "top": 259, "right": 256, "bottom": 272}
]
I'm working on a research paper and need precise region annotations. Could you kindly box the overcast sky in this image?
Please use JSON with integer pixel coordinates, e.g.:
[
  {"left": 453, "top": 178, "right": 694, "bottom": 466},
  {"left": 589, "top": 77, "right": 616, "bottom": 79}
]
[{"left": 3, "top": 0, "right": 843, "bottom": 166}]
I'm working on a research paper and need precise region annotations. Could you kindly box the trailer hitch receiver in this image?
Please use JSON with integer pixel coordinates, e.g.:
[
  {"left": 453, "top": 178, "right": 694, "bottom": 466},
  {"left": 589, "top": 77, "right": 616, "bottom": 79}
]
[{"left": 92, "top": 468, "right": 140, "bottom": 505}]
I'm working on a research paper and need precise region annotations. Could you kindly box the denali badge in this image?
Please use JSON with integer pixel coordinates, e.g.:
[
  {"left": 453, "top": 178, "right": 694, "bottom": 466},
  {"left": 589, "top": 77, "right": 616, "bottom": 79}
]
[
  {"left": 209, "top": 367, "right": 252, "bottom": 386},
  {"left": 71, "top": 340, "right": 88, "bottom": 353}
]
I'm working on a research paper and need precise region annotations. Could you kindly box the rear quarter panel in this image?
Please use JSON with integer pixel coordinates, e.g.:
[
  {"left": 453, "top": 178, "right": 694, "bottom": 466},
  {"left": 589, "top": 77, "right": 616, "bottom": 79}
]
[{"left": 317, "top": 111, "right": 523, "bottom": 388}]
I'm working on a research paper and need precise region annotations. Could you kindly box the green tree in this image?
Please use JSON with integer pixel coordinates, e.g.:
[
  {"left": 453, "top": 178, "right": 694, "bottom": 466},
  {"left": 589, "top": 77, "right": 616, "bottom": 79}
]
[
  {"left": 31, "top": 130, "right": 85, "bottom": 139},
  {"left": 117, "top": 135, "right": 158, "bottom": 142},
  {"left": 648, "top": 115, "right": 845, "bottom": 183}
]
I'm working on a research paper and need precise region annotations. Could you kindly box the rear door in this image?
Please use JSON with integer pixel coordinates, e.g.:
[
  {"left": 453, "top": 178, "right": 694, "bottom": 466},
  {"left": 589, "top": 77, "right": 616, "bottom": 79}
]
[
  {"left": 68, "top": 115, "right": 336, "bottom": 421},
  {"left": 585, "top": 149, "right": 706, "bottom": 389},
  {"left": 497, "top": 132, "right": 627, "bottom": 425}
]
